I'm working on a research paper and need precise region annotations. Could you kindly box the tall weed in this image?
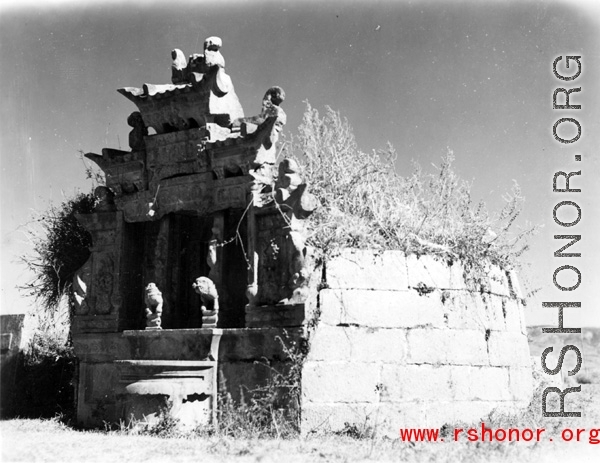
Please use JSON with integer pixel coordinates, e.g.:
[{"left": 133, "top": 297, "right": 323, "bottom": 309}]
[{"left": 288, "top": 103, "right": 538, "bottom": 272}]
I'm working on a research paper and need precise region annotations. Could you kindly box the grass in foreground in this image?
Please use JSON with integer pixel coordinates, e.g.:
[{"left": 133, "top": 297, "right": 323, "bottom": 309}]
[{"left": 2, "top": 385, "right": 598, "bottom": 463}]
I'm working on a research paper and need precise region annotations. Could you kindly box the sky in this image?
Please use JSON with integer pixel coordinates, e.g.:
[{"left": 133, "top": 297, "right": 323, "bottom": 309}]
[{"left": 1, "top": 0, "right": 599, "bottom": 327}]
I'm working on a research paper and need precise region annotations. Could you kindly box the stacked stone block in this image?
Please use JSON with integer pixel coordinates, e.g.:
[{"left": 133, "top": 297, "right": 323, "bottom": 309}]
[{"left": 301, "top": 250, "right": 532, "bottom": 437}]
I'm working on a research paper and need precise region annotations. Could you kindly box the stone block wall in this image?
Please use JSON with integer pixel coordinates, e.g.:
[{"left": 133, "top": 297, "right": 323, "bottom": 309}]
[{"left": 301, "top": 250, "right": 532, "bottom": 437}]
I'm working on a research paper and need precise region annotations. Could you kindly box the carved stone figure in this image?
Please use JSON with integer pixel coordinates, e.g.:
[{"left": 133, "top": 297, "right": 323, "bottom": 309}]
[
  {"left": 189, "top": 36, "right": 225, "bottom": 75},
  {"left": 128, "top": 111, "right": 147, "bottom": 151},
  {"left": 144, "top": 283, "right": 163, "bottom": 330},
  {"left": 232, "top": 86, "right": 287, "bottom": 137},
  {"left": 171, "top": 48, "right": 188, "bottom": 85},
  {"left": 94, "top": 186, "right": 116, "bottom": 212},
  {"left": 192, "top": 277, "right": 219, "bottom": 328},
  {"left": 275, "top": 159, "right": 302, "bottom": 203}
]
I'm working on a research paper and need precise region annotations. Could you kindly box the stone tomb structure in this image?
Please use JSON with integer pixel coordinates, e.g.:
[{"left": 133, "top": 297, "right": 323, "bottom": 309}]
[
  {"left": 73, "top": 37, "right": 318, "bottom": 428},
  {"left": 72, "top": 37, "right": 532, "bottom": 434}
]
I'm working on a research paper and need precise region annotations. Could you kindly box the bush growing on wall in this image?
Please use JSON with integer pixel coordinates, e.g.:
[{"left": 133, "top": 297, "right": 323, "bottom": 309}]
[
  {"left": 21, "top": 192, "right": 98, "bottom": 321},
  {"left": 289, "top": 103, "right": 538, "bottom": 272}
]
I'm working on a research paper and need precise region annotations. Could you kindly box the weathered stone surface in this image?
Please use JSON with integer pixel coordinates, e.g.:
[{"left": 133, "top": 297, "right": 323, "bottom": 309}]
[
  {"left": 319, "top": 289, "right": 445, "bottom": 328},
  {"left": 219, "top": 327, "right": 304, "bottom": 361},
  {"left": 380, "top": 364, "right": 454, "bottom": 402},
  {"left": 326, "top": 250, "right": 409, "bottom": 291},
  {"left": 507, "top": 270, "right": 524, "bottom": 299},
  {"left": 406, "top": 328, "right": 489, "bottom": 365},
  {"left": 116, "top": 360, "right": 218, "bottom": 429},
  {"left": 443, "top": 292, "right": 507, "bottom": 332},
  {"left": 302, "top": 362, "right": 381, "bottom": 403},
  {"left": 76, "top": 361, "right": 119, "bottom": 426},
  {"left": 484, "top": 293, "right": 508, "bottom": 331},
  {"left": 307, "top": 325, "right": 407, "bottom": 363},
  {"left": 447, "top": 260, "right": 468, "bottom": 290},
  {"left": 406, "top": 253, "right": 451, "bottom": 289},
  {"left": 245, "top": 304, "right": 306, "bottom": 328},
  {"left": 73, "top": 330, "right": 221, "bottom": 363},
  {"left": 450, "top": 366, "right": 511, "bottom": 401},
  {"left": 73, "top": 211, "right": 125, "bottom": 332},
  {"left": 486, "top": 265, "right": 511, "bottom": 297},
  {"left": 487, "top": 331, "right": 531, "bottom": 367},
  {"left": 502, "top": 297, "right": 523, "bottom": 333}
]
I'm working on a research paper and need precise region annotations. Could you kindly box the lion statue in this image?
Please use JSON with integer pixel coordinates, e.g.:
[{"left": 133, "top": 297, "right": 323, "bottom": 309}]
[
  {"left": 192, "top": 277, "right": 219, "bottom": 328},
  {"left": 144, "top": 283, "right": 163, "bottom": 329}
]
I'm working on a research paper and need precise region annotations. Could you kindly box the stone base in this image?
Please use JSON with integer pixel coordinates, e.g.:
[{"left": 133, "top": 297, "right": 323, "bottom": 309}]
[
  {"left": 245, "top": 304, "right": 306, "bottom": 328},
  {"left": 72, "top": 327, "right": 305, "bottom": 428},
  {"left": 115, "top": 360, "right": 217, "bottom": 429}
]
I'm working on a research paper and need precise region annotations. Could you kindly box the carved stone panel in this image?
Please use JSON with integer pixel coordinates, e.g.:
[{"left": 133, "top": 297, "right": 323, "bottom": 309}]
[
  {"left": 73, "top": 212, "right": 124, "bottom": 333},
  {"left": 145, "top": 129, "right": 210, "bottom": 191}
]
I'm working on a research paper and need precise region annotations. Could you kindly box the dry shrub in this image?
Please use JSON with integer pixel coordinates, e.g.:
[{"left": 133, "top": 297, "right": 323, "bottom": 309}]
[
  {"left": 215, "top": 335, "right": 303, "bottom": 439},
  {"left": 20, "top": 192, "right": 98, "bottom": 320},
  {"left": 289, "top": 103, "right": 538, "bottom": 272}
]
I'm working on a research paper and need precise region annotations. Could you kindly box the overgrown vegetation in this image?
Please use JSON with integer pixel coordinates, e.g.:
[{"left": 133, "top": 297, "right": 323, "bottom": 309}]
[
  {"left": 287, "top": 103, "right": 538, "bottom": 272},
  {"left": 20, "top": 192, "right": 98, "bottom": 321},
  {"left": 215, "top": 336, "right": 304, "bottom": 439}
]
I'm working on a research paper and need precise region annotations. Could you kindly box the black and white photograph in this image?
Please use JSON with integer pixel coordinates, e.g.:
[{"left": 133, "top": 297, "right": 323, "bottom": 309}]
[{"left": 1, "top": 0, "right": 598, "bottom": 461}]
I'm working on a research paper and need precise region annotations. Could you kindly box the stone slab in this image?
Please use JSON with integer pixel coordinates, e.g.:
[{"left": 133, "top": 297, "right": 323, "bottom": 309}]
[
  {"left": 486, "top": 265, "right": 511, "bottom": 297},
  {"left": 245, "top": 304, "right": 306, "bottom": 328},
  {"left": 325, "top": 250, "right": 409, "bottom": 291},
  {"left": 307, "top": 325, "right": 407, "bottom": 363},
  {"left": 507, "top": 270, "right": 524, "bottom": 299},
  {"left": 487, "top": 331, "right": 532, "bottom": 367},
  {"left": 302, "top": 361, "right": 381, "bottom": 404},
  {"left": 450, "top": 365, "right": 511, "bottom": 401},
  {"left": 503, "top": 297, "right": 524, "bottom": 333},
  {"left": 406, "top": 328, "right": 489, "bottom": 365},
  {"left": 380, "top": 364, "right": 454, "bottom": 402},
  {"left": 407, "top": 254, "right": 451, "bottom": 289},
  {"left": 219, "top": 327, "right": 304, "bottom": 361},
  {"left": 319, "top": 289, "right": 446, "bottom": 329}
]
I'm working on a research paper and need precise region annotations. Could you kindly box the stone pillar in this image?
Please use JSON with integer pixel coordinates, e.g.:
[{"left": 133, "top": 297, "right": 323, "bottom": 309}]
[
  {"left": 73, "top": 212, "right": 125, "bottom": 333},
  {"left": 245, "top": 187, "right": 260, "bottom": 308}
]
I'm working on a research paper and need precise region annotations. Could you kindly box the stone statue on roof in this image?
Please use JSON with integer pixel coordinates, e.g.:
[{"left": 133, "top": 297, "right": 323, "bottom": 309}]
[{"left": 171, "top": 36, "right": 226, "bottom": 86}]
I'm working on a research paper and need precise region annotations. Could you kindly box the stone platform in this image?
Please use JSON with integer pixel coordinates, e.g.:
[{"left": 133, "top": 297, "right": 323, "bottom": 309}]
[{"left": 73, "top": 327, "right": 303, "bottom": 428}]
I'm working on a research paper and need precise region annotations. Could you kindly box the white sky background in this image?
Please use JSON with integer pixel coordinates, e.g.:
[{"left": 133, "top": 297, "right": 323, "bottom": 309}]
[{"left": 1, "top": 0, "right": 599, "bottom": 327}]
